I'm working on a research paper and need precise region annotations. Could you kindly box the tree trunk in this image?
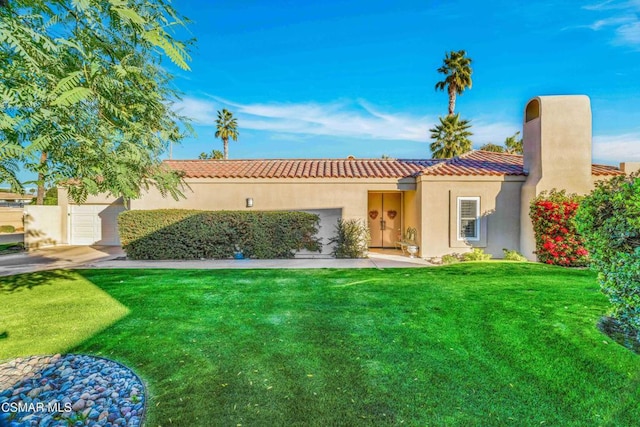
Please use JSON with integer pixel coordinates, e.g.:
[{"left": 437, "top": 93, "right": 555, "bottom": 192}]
[
  {"left": 223, "top": 138, "right": 228, "bottom": 160},
  {"left": 448, "top": 86, "right": 456, "bottom": 116},
  {"left": 36, "top": 151, "right": 47, "bottom": 205}
]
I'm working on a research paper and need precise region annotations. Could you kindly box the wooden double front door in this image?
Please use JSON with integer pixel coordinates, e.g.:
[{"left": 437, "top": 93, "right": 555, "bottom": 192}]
[{"left": 367, "top": 192, "right": 401, "bottom": 248}]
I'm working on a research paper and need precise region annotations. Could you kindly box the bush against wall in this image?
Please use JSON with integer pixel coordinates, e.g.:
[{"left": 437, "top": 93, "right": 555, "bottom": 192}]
[
  {"left": 575, "top": 173, "right": 640, "bottom": 344},
  {"left": 0, "top": 225, "right": 16, "bottom": 233},
  {"left": 529, "top": 190, "right": 588, "bottom": 267},
  {"left": 119, "top": 209, "right": 321, "bottom": 260},
  {"left": 329, "top": 218, "right": 370, "bottom": 258}
]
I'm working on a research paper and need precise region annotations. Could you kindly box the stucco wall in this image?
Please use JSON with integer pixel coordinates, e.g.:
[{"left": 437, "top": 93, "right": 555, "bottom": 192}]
[
  {"left": 402, "top": 190, "right": 420, "bottom": 247},
  {"left": 419, "top": 176, "right": 525, "bottom": 259},
  {"left": 132, "top": 178, "right": 415, "bottom": 218},
  {"left": 132, "top": 177, "right": 416, "bottom": 241},
  {"left": 0, "top": 208, "right": 24, "bottom": 230},
  {"left": 24, "top": 205, "right": 62, "bottom": 249}
]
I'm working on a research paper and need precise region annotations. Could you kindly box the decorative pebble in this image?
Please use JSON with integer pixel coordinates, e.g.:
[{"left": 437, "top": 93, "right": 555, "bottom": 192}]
[{"left": 0, "top": 354, "right": 145, "bottom": 426}]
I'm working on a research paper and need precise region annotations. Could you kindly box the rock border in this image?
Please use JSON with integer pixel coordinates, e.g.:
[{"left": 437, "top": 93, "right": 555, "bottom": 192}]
[{"left": 0, "top": 354, "right": 146, "bottom": 426}]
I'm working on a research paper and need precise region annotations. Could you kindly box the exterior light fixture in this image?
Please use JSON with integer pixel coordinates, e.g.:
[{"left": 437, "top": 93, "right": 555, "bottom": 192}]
[{"left": 246, "top": 197, "right": 253, "bottom": 208}]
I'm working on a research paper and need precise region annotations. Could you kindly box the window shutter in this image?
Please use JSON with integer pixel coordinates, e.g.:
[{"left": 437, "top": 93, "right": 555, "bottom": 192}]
[{"left": 458, "top": 198, "right": 479, "bottom": 240}]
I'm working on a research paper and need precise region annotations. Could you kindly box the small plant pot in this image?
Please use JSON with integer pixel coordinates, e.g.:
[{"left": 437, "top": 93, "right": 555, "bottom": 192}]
[
  {"left": 233, "top": 252, "right": 244, "bottom": 260},
  {"left": 407, "top": 245, "right": 419, "bottom": 258}
]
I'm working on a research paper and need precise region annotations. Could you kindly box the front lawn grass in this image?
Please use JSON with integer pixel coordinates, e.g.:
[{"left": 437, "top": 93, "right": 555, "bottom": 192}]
[{"left": 2, "top": 263, "right": 639, "bottom": 426}]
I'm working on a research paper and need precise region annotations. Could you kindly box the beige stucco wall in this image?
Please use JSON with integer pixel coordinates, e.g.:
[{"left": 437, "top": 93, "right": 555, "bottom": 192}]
[
  {"left": 402, "top": 190, "right": 420, "bottom": 247},
  {"left": 0, "top": 208, "right": 24, "bottom": 230},
  {"left": 132, "top": 178, "right": 415, "bottom": 217},
  {"left": 418, "top": 176, "right": 525, "bottom": 259},
  {"left": 520, "top": 95, "right": 594, "bottom": 259},
  {"left": 24, "top": 205, "right": 62, "bottom": 249}
]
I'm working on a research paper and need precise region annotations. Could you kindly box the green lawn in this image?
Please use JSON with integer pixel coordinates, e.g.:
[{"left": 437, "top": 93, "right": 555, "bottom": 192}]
[{"left": 2, "top": 264, "right": 639, "bottom": 426}]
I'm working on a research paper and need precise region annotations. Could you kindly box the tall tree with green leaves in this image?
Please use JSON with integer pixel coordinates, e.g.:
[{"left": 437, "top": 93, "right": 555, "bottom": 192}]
[
  {"left": 504, "top": 131, "right": 523, "bottom": 154},
  {"left": 0, "top": 144, "right": 21, "bottom": 192},
  {"left": 0, "top": 0, "right": 193, "bottom": 204},
  {"left": 199, "top": 150, "right": 224, "bottom": 160},
  {"left": 479, "top": 143, "right": 505, "bottom": 153},
  {"left": 215, "top": 109, "right": 239, "bottom": 160},
  {"left": 435, "top": 50, "right": 473, "bottom": 116},
  {"left": 429, "top": 114, "right": 473, "bottom": 159}
]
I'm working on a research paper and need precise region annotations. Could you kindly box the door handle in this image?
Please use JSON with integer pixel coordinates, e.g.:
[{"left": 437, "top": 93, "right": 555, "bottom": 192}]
[{"left": 380, "top": 220, "right": 385, "bottom": 230}]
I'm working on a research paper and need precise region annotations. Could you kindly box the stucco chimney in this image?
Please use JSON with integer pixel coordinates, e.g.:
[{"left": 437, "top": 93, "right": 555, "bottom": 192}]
[{"left": 520, "top": 95, "right": 593, "bottom": 260}]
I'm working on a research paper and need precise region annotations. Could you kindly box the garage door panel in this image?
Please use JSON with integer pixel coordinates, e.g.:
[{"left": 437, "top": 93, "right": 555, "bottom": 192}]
[{"left": 70, "top": 204, "right": 126, "bottom": 246}]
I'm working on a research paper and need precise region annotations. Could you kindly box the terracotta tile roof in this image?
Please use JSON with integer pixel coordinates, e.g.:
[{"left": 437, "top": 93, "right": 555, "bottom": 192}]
[
  {"left": 419, "top": 151, "right": 526, "bottom": 176},
  {"left": 591, "top": 163, "right": 625, "bottom": 176},
  {"left": 164, "top": 151, "right": 624, "bottom": 179},
  {"left": 164, "top": 159, "right": 442, "bottom": 179},
  {"left": 419, "top": 150, "right": 624, "bottom": 177}
]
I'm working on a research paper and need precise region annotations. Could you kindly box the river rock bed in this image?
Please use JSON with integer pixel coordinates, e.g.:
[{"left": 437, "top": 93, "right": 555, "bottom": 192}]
[{"left": 0, "top": 354, "right": 145, "bottom": 427}]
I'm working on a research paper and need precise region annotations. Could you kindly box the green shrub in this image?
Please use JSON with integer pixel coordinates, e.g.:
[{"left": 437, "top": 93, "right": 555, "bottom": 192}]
[
  {"left": 441, "top": 254, "right": 461, "bottom": 265},
  {"left": 43, "top": 187, "right": 58, "bottom": 206},
  {"left": 0, "top": 225, "right": 16, "bottom": 233},
  {"left": 575, "top": 173, "right": 640, "bottom": 344},
  {"left": 503, "top": 248, "right": 528, "bottom": 262},
  {"left": 118, "top": 209, "right": 321, "bottom": 260},
  {"left": 461, "top": 248, "right": 492, "bottom": 261},
  {"left": 530, "top": 190, "right": 588, "bottom": 267},
  {"left": 329, "top": 218, "right": 370, "bottom": 258}
]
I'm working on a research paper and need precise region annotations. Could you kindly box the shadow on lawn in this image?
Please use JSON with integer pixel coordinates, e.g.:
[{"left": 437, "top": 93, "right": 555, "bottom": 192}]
[{"left": 0, "top": 270, "right": 78, "bottom": 294}]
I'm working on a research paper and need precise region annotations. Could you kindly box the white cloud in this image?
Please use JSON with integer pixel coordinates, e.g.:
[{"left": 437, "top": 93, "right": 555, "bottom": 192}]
[
  {"left": 173, "top": 97, "right": 218, "bottom": 124},
  {"left": 174, "top": 96, "right": 520, "bottom": 148},
  {"left": 588, "top": 15, "right": 635, "bottom": 30},
  {"left": 469, "top": 119, "right": 520, "bottom": 146},
  {"left": 593, "top": 133, "right": 640, "bottom": 162},
  {"left": 583, "top": 1, "right": 640, "bottom": 47},
  {"left": 584, "top": 0, "right": 640, "bottom": 11},
  {"left": 175, "top": 96, "right": 434, "bottom": 142},
  {"left": 616, "top": 20, "right": 640, "bottom": 45}
]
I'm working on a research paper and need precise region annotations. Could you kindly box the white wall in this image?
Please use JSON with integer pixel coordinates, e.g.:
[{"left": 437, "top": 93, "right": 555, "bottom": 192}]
[{"left": 24, "top": 205, "right": 62, "bottom": 249}]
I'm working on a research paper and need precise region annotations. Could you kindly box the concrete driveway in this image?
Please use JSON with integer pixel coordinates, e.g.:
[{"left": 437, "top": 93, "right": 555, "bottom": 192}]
[{"left": 0, "top": 245, "right": 125, "bottom": 277}]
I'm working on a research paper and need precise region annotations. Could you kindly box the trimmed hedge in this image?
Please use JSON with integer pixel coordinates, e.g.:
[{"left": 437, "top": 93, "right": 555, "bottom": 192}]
[{"left": 118, "top": 209, "right": 321, "bottom": 260}]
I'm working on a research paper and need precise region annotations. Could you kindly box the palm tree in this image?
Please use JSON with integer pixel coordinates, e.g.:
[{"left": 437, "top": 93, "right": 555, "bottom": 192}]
[
  {"left": 429, "top": 114, "right": 473, "bottom": 159},
  {"left": 215, "top": 109, "right": 239, "bottom": 160},
  {"left": 435, "top": 50, "right": 473, "bottom": 116}
]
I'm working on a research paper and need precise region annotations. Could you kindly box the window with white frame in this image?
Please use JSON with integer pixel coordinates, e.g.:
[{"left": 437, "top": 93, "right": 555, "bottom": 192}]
[{"left": 457, "top": 197, "right": 480, "bottom": 241}]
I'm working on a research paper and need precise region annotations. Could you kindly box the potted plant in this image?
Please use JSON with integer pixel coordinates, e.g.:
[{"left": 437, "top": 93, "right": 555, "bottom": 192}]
[{"left": 233, "top": 245, "right": 244, "bottom": 259}]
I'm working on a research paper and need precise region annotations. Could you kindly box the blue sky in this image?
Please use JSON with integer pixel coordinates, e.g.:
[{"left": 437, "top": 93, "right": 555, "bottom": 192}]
[{"left": 166, "top": 0, "right": 640, "bottom": 165}]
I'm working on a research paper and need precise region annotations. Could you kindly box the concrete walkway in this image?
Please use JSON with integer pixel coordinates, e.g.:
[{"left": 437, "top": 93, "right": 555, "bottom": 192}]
[{"left": 0, "top": 246, "right": 432, "bottom": 276}]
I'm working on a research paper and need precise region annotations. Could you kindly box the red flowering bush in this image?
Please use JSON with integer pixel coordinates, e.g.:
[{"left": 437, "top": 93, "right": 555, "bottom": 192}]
[{"left": 529, "top": 190, "right": 588, "bottom": 267}]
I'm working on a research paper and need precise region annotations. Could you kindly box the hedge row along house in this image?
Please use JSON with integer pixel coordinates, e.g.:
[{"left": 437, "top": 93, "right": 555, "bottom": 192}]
[{"left": 56, "top": 95, "right": 639, "bottom": 260}]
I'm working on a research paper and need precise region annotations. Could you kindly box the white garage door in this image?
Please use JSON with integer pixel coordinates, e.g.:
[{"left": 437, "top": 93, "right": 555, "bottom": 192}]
[{"left": 69, "top": 204, "right": 126, "bottom": 246}]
